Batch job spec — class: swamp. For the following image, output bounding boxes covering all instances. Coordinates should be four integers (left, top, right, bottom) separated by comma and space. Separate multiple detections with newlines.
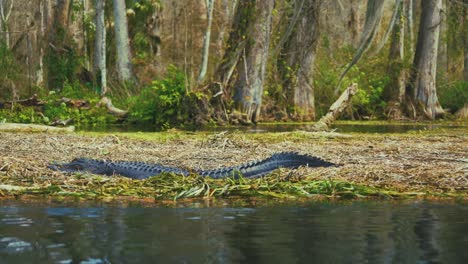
0, 0, 467, 262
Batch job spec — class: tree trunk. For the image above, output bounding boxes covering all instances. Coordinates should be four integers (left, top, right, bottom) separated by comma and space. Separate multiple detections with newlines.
464, 0, 468, 82
349, 0, 361, 48
36, 0, 46, 85
197, 0, 214, 83
56, 0, 71, 29
94, 0, 107, 95
46, 0, 73, 90
279, 0, 321, 121
437, 0, 448, 75
82, 0, 90, 70
0, 0, 13, 48
407, 0, 415, 58
406, 0, 445, 119
210, 0, 274, 124
216, 0, 238, 58
113, 0, 134, 82
383, 1, 406, 120
232, 0, 275, 123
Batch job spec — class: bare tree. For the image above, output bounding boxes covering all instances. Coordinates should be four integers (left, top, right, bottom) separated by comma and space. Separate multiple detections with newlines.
464, 0, 468, 81
46, 0, 73, 90
383, 0, 407, 119
94, 0, 106, 95
279, 0, 321, 121
197, 0, 214, 83
372, 0, 403, 56
216, 0, 238, 58
349, 0, 362, 47
55, 0, 71, 29
232, 0, 275, 123
113, 0, 134, 82
406, 0, 445, 119
211, 0, 275, 123
35, 0, 46, 85
407, 0, 415, 58
438, 0, 448, 74
0, 0, 14, 47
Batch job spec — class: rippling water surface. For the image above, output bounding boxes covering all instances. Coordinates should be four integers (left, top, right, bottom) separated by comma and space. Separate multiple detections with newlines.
0, 200, 466, 263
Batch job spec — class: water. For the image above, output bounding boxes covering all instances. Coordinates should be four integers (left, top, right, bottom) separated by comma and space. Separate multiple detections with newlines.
79, 122, 465, 134
0, 201, 466, 264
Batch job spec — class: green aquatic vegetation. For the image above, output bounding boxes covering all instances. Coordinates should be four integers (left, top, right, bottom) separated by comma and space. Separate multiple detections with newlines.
4, 172, 442, 201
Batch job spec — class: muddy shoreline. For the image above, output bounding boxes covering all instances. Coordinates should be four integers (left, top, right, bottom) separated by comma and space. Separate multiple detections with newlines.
0, 129, 467, 201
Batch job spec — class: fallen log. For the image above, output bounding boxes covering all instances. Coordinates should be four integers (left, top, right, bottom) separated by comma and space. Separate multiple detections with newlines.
0, 94, 45, 109
97, 96, 128, 117
60, 97, 90, 109
309, 83, 358, 131
50, 118, 74, 126
0, 123, 75, 133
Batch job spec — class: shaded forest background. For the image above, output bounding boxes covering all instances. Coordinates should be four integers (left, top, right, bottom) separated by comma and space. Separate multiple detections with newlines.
0, 0, 467, 129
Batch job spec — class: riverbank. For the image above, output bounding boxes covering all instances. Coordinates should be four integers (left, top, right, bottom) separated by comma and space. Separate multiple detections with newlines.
0, 127, 467, 202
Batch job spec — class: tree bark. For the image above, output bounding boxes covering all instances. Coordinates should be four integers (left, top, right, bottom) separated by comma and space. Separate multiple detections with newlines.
383, 1, 407, 119
210, 0, 274, 124
464, 0, 468, 82
0, 0, 14, 48
232, 0, 275, 123
349, 0, 362, 48
279, 0, 321, 121
197, 0, 214, 83
56, 0, 71, 29
113, 0, 134, 82
216, 0, 238, 58
94, 0, 107, 95
46, 0, 73, 90
407, 0, 415, 58
437, 0, 448, 75
406, 0, 445, 119
35, 0, 46, 85
309, 83, 358, 131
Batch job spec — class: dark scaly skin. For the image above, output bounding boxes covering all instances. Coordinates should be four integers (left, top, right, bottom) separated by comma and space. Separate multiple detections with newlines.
49, 152, 336, 180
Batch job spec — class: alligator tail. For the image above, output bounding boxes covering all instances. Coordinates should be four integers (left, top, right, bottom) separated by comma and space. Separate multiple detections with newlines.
197, 152, 336, 178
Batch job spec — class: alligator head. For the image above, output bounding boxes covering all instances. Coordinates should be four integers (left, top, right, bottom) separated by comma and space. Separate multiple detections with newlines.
48, 158, 113, 176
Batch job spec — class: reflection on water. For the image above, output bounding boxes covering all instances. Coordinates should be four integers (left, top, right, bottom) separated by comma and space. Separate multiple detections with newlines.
0, 201, 466, 264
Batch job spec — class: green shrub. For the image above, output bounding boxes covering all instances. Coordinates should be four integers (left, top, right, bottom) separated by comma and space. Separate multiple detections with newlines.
439, 81, 468, 113
128, 65, 187, 129
0, 105, 45, 124
44, 26, 81, 90
0, 82, 115, 126
313, 43, 391, 119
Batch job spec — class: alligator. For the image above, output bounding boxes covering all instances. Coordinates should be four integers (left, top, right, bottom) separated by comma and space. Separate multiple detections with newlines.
49, 152, 336, 180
